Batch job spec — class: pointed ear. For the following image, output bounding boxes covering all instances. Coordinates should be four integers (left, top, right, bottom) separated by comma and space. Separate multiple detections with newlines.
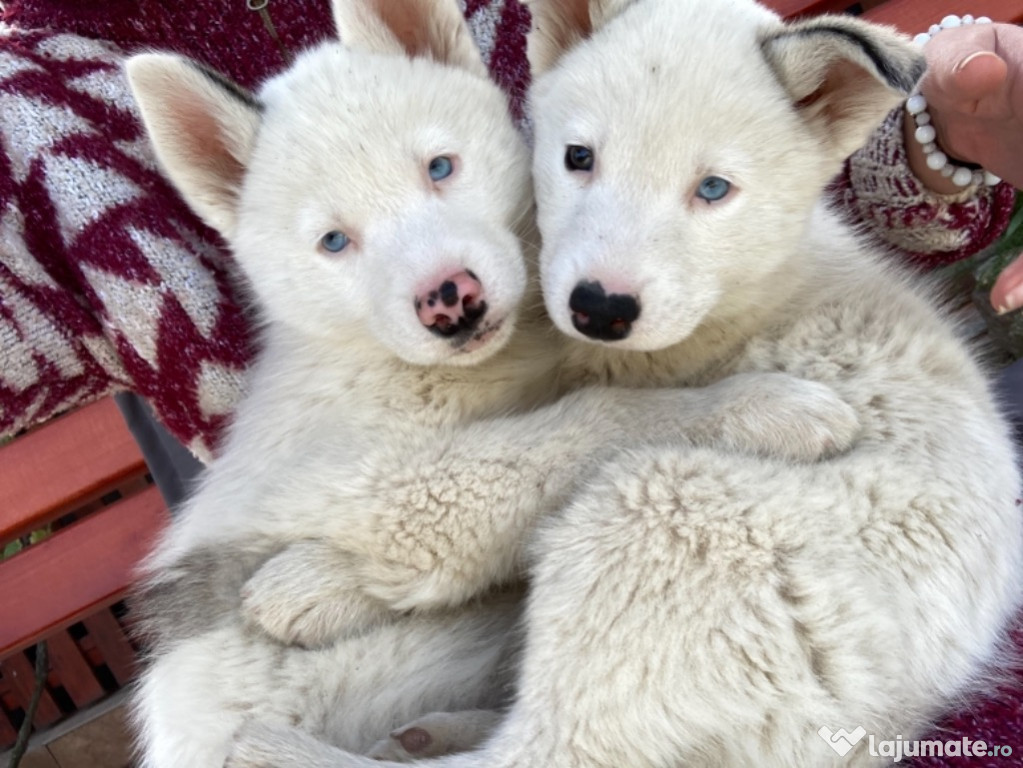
330, 0, 487, 77
761, 16, 925, 161
125, 53, 261, 239
523, 0, 635, 75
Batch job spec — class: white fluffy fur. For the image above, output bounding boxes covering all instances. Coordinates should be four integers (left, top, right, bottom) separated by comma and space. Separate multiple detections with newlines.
125, 1, 869, 767
222, 1, 1023, 767
126, 22, 540, 764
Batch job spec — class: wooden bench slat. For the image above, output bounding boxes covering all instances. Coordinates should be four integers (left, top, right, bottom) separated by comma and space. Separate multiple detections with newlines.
0, 652, 62, 728
0, 704, 18, 749
82, 612, 138, 687
0, 398, 148, 545
762, 0, 1023, 26
45, 633, 105, 709
862, 0, 1023, 30
0, 485, 166, 659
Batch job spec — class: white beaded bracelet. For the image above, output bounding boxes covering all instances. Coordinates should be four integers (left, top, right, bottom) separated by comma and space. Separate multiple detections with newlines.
908, 14, 1001, 187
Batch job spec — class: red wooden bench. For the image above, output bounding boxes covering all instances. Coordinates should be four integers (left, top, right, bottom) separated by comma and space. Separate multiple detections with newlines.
1, 0, 1021, 754
0, 398, 168, 750
777, 0, 1023, 29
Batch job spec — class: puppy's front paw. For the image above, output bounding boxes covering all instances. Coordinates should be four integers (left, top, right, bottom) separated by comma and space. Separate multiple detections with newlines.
722, 374, 861, 462
755, 376, 861, 461
241, 542, 393, 648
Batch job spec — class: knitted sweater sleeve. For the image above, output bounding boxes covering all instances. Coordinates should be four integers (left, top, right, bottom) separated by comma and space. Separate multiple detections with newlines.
831, 107, 1017, 269
0, 29, 251, 461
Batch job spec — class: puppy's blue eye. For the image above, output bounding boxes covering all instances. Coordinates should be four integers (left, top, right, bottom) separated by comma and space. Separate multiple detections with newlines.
428, 156, 454, 181
565, 145, 594, 172
696, 176, 731, 202
320, 230, 350, 253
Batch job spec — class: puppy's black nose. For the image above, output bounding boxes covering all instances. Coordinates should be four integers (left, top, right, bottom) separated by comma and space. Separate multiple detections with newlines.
569, 281, 640, 341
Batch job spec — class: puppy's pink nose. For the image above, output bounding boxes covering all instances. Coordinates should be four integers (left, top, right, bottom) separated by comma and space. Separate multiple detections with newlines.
415, 270, 487, 337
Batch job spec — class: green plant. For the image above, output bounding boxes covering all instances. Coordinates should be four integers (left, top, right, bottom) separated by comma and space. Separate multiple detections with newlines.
1, 527, 51, 561
975, 195, 1023, 291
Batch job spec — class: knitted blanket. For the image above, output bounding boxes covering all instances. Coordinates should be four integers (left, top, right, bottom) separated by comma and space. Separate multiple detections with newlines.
0, 1, 1019, 763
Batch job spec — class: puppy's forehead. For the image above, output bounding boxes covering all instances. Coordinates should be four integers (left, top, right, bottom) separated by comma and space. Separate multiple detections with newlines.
536, 0, 786, 133
246, 43, 514, 221
259, 44, 494, 151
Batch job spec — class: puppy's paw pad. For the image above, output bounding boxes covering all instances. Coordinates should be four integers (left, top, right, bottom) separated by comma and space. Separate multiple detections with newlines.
368, 726, 435, 761
367, 709, 501, 760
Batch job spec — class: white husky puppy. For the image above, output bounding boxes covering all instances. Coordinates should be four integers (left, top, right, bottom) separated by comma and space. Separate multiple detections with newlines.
126, 1, 861, 766
224, 1, 1023, 767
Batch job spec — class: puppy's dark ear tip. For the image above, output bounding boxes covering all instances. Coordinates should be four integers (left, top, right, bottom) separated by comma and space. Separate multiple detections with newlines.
905, 56, 928, 92
187, 60, 265, 113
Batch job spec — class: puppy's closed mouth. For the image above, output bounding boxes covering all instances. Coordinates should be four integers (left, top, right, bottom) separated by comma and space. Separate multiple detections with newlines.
451, 318, 505, 353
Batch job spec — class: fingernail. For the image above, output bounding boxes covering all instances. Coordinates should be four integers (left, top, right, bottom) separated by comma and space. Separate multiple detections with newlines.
998, 285, 1023, 315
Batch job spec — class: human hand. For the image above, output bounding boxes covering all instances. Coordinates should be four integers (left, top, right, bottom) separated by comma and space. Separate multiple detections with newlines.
903, 20, 1023, 314
905, 21, 1023, 193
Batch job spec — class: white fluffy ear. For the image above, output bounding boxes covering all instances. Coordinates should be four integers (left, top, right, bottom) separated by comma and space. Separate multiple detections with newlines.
330, 0, 487, 77
125, 53, 261, 239
523, 0, 635, 75
761, 16, 925, 161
